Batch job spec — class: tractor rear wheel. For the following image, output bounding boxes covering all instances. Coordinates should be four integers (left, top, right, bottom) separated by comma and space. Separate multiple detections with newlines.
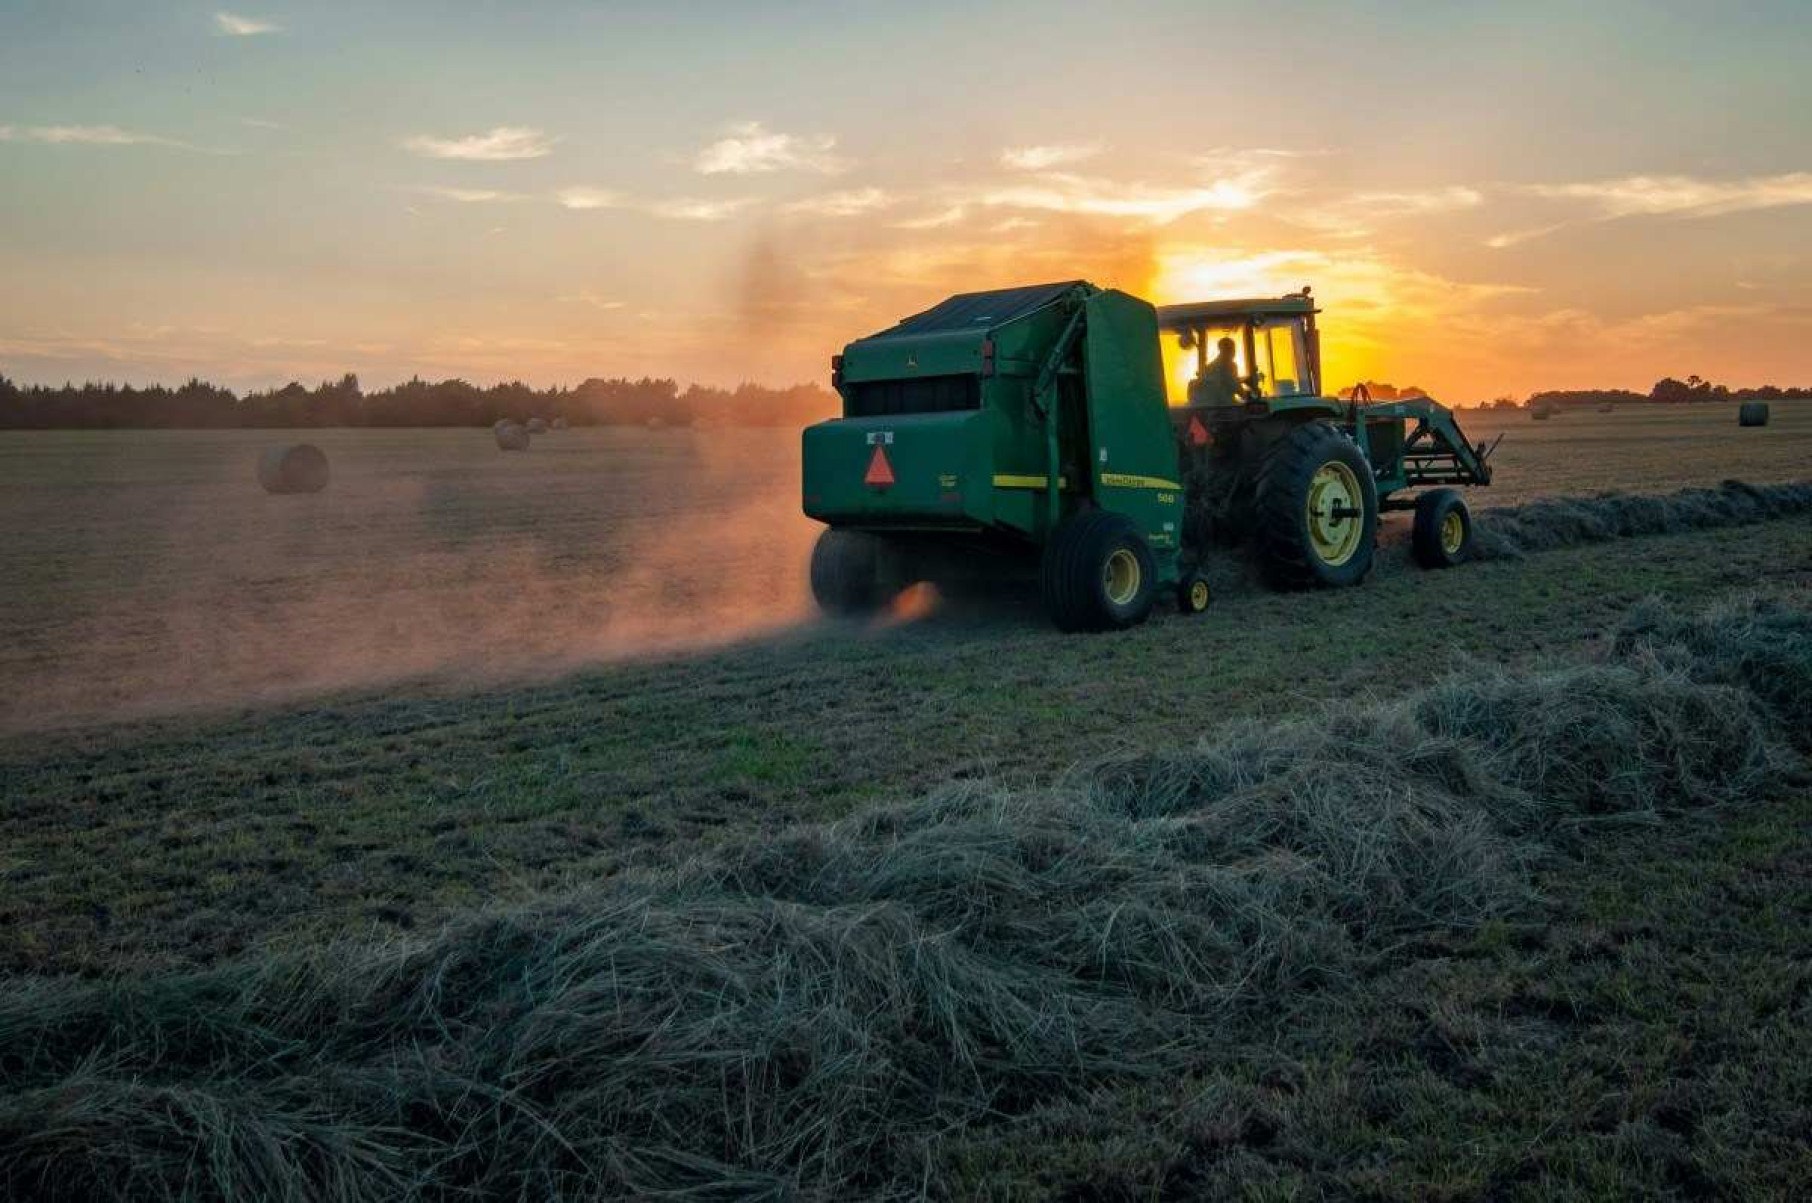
1040, 511, 1157, 632
810, 528, 893, 616
1411, 488, 1473, 568
1253, 421, 1378, 590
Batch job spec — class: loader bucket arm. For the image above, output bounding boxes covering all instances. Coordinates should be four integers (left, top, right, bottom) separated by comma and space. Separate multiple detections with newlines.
1360, 398, 1494, 487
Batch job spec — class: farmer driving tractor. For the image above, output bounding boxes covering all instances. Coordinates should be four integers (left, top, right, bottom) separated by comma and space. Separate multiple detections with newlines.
1189, 336, 1245, 408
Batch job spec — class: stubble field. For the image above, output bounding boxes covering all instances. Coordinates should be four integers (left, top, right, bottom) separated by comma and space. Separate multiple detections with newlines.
1, 402, 1809, 1199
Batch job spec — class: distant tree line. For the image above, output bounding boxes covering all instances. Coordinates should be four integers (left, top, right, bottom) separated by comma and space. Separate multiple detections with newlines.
1491, 376, 1810, 412
1337, 381, 1429, 402
0, 371, 838, 430
3, 367, 1803, 429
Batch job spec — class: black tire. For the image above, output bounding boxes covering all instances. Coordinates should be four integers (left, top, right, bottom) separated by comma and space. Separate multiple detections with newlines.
810, 528, 891, 616
1252, 421, 1378, 590
1176, 572, 1212, 615
1411, 488, 1473, 569
1040, 511, 1158, 633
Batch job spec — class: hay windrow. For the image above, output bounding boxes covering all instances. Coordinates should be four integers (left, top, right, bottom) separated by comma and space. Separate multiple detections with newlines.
1, 597, 1806, 1200
1470, 478, 1812, 559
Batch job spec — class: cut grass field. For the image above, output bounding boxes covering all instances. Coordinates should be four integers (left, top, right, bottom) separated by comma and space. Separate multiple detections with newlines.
1, 404, 1810, 1198
1, 403, 1807, 732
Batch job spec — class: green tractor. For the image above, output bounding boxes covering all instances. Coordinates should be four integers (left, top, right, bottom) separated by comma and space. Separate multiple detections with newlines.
802, 280, 1493, 631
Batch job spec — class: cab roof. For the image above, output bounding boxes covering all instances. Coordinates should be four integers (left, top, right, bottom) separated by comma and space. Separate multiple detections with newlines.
1156, 293, 1317, 328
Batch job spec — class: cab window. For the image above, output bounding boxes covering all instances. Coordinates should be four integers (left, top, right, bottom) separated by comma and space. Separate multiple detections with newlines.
1254, 319, 1310, 396
1161, 323, 1247, 407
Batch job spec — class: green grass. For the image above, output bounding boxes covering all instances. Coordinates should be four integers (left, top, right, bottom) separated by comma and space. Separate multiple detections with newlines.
1, 412, 1810, 1197
2, 513, 1808, 974
2, 592, 1808, 1199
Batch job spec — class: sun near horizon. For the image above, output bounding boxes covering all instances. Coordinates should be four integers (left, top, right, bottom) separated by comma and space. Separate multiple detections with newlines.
2, 2, 1809, 402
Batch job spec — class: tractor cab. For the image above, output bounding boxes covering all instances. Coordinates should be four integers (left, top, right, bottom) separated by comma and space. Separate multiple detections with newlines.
1155, 290, 1321, 408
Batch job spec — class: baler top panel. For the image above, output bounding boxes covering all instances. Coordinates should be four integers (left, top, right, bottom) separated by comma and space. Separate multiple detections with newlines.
867, 280, 1087, 340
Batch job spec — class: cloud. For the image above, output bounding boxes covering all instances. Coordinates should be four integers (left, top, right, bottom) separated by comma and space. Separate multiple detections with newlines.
1294, 186, 1485, 238
999, 143, 1102, 171
555, 187, 622, 211
892, 205, 967, 230
556, 188, 751, 221
556, 291, 627, 311
646, 197, 755, 222
1484, 222, 1569, 250
1484, 172, 1812, 249
0, 124, 201, 151
692, 121, 846, 175
1526, 172, 1812, 219
239, 117, 284, 130
214, 12, 281, 36
783, 187, 892, 217
970, 168, 1275, 224
422, 186, 528, 203
1345, 187, 1484, 215
403, 126, 554, 161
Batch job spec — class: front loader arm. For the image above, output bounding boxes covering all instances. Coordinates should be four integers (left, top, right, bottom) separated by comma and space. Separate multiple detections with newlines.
1365, 398, 1495, 487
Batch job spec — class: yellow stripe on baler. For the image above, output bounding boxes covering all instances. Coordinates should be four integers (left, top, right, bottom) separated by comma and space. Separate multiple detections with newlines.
993, 473, 1178, 491
1099, 472, 1182, 491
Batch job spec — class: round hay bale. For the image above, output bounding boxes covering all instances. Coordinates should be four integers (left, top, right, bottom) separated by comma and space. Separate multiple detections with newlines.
493, 418, 515, 433
550, 416, 569, 431
525, 417, 549, 434
1530, 407, 1552, 421
257, 444, 330, 494
1738, 401, 1770, 427
495, 423, 531, 451
1597, 404, 1615, 413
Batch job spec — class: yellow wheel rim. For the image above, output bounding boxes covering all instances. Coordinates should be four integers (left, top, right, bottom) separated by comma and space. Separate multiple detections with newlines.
1104, 548, 1141, 606
1189, 579, 1210, 610
1440, 509, 1465, 555
1306, 460, 1365, 566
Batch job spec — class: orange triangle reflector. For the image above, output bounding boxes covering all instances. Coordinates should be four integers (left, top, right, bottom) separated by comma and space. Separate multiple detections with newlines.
864, 445, 896, 487
1186, 415, 1210, 447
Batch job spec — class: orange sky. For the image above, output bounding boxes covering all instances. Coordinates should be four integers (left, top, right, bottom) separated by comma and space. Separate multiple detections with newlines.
2, 3, 1809, 401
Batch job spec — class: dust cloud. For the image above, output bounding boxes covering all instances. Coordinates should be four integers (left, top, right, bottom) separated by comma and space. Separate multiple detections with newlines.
0, 428, 821, 734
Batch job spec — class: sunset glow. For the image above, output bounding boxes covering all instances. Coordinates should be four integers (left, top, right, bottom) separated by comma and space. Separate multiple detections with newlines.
2, 2, 1808, 401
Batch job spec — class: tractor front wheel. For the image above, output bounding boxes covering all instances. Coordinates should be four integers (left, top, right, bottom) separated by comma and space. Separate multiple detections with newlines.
1411, 488, 1473, 568
1041, 511, 1158, 633
1253, 421, 1379, 590
810, 528, 894, 616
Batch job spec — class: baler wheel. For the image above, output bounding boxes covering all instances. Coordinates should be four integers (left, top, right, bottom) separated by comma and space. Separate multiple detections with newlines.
1411, 488, 1473, 568
1177, 573, 1212, 615
1253, 421, 1378, 590
1041, 511, 1157, 633
810, 528, 892, 616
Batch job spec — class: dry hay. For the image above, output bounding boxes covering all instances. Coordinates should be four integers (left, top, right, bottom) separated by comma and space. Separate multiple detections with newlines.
0, 596, 1803, 1200
255, 444, 330, 494
550, 417, 569, 431
1470, 478, 1812, 560
525, 417, 549, 434
1738, 401, 1770, 427
494, 422, 530, 452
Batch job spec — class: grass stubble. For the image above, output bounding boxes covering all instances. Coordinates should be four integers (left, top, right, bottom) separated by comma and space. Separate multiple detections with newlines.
1, 592, 1807, 1199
